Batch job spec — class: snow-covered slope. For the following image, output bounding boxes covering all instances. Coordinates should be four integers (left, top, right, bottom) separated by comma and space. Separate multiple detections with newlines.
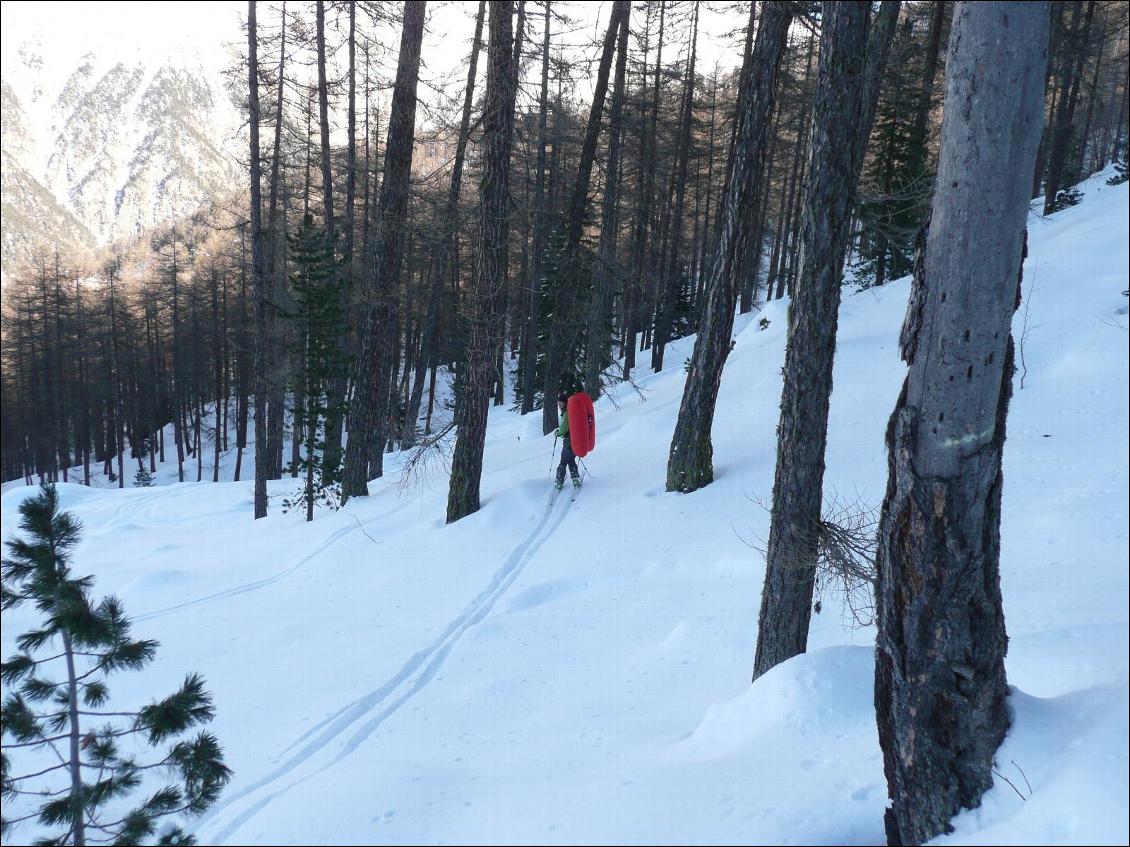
2, 173, 1127, 845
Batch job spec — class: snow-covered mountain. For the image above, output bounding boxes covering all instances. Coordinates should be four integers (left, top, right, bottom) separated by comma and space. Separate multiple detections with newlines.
1, 27, 241, 272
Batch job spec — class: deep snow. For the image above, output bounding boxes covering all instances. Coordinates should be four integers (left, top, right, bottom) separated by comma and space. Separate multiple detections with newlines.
2, 172, 1127, 845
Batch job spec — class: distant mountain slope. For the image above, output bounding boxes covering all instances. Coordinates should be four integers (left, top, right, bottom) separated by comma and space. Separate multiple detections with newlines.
1, 148, 95, 269
1, 33, 240, 273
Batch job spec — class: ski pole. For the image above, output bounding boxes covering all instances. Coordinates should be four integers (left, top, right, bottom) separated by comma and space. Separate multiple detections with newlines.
549, 435, 558, 476
578, 456, 593, 480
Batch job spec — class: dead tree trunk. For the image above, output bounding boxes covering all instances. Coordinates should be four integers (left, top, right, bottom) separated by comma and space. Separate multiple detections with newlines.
875, 4, 1049, 843
665, 1, 791, 493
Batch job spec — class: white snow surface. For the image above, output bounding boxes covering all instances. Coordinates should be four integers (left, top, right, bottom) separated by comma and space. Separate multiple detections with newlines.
3, 173, 1128, 845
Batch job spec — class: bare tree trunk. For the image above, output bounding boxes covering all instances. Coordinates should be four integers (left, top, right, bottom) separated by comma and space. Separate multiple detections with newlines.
753, 0, 899, 681
342, 0, 426, 499
405, 0, 486, 442
875, 5, 1049, 843
584, 2, 630, 398
1043, 1, 1094, 214
624, 1, 665, 379
519, 0, 552, 414
249, 0, 269, 518
345, 0, 357, 261
447, 0, 519, 523
540, 0, 630, 435
665, 2, 791, 493
651, 3, 698, 374
212, 269, 223, 482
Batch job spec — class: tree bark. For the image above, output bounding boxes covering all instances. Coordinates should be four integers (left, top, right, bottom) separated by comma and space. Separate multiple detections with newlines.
584, 2, 631, 398
753, 0, 898, 681
875, 4, 1049, 843
665, 1, 791, 493
342, 0, 426, 499
519, 0, 552, 414
447, 0, 518, 523
249, 0, 269, 518
540, 0, 631, 435
1043, 0, 1093, 214
624, 2, 664, 379
651, 3, 698, 374
405, 0, 486, 444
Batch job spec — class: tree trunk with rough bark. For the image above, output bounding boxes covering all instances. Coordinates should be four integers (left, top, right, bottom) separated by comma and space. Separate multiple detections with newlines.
249, 0, 269, 518
342, 0, 426, 499
753, 0, 898, 681
540, 0, 630, 435
584, 2, 630, 399
650, 3, 697, 374
875, 4, 1049, 844
447, 0, 518, 523
519, 0, 552, 414
665, 1, 791, 493
405, 0, 486, 443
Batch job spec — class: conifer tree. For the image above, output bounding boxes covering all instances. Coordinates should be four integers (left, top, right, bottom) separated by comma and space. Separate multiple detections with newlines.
283, 215, 350, 521
1, 484, 230, 845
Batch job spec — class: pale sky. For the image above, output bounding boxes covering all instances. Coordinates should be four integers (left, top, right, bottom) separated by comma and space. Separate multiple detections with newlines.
1, 0, 747, 95
2, 0, 748, 151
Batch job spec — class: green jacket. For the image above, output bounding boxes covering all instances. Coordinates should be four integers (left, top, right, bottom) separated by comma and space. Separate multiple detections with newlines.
557, 412, 569, 439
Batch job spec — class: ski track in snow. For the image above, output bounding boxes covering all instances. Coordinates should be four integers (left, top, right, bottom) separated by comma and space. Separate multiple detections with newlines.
197, 486, 576, 844
133, 494, 418, 623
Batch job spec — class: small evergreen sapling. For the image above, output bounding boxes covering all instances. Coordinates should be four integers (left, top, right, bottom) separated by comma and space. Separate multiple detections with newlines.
281, 214, 350, 521
0, 484, 231, 845
1107, 150, 1128, 186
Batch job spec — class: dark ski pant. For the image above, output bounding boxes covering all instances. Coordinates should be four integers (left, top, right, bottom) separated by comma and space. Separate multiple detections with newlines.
556, 440, 580, 486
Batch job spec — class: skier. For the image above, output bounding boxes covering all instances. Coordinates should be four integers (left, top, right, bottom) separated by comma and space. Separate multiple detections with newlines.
555, 390, 582, 491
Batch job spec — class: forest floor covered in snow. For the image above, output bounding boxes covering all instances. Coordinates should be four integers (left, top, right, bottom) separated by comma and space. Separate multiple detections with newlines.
3, 173, 1128, 845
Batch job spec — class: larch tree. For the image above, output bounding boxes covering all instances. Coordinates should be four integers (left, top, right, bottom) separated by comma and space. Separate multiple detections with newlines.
665, 1, 792, 494
518, 0, 553, 414
583, 1, 631, 399
539, 0, 630, 436
342, 0, 427, 500
447, 0, 519, 523
752, 0, 898, 682
404, 0, 487, 446
248, 0, 269, 519
873, 3, 1049, 843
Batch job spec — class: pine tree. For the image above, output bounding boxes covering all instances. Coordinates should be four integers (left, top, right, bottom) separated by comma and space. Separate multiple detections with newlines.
1, 484, 230, 845
853, 5, 946, 289
282, 215, 349, 521
133, 465, 155, 488
854, 17, 927, 288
